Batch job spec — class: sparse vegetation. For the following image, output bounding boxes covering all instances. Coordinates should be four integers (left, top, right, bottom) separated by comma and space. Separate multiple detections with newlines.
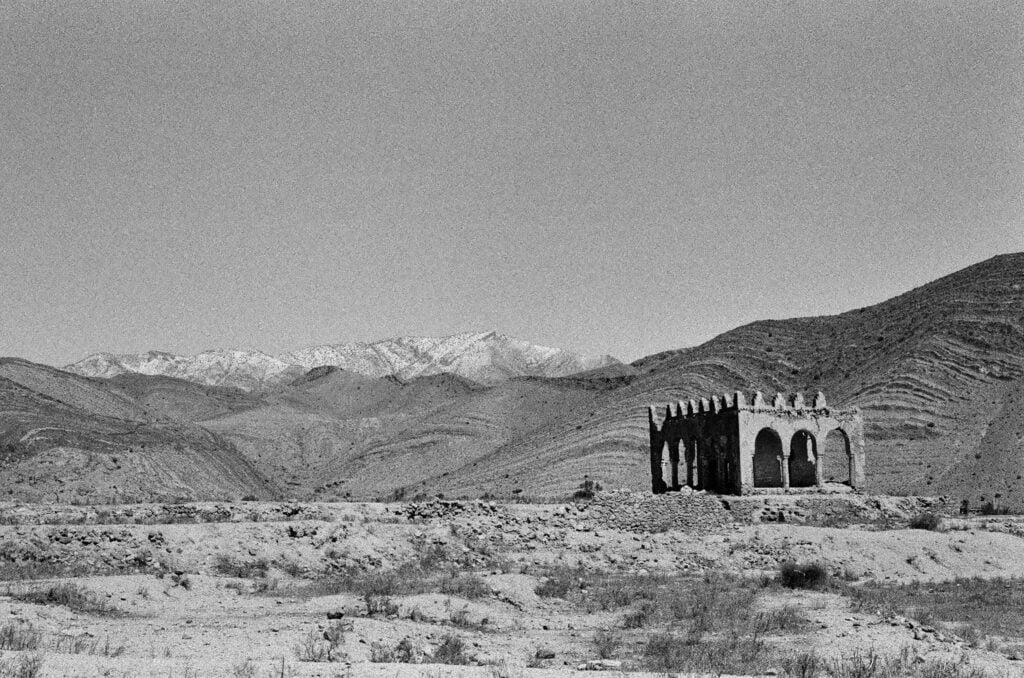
0, 652, 44, 678
843, 576, 1024, 644
6, 582, 123, 616
534, 565, 580, 598
0, 622, 42, 651
440, 572, 490, 599
592, 629, 620, 658
432, 634, 472, 664
294, 621, 347, 662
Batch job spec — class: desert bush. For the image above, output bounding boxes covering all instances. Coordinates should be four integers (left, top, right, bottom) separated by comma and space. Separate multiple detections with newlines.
909, 512, 943, 531
294, 621, 346, 662
0, 652, 44, 678
685, 573, 759, 640
781, 651, 824, 678
487, 658, 523, 678
534, 566, 578, 598
0, 622, 42, 651
279, 560, 304, 578
370, 637, 423, 664
572, 477, 602, 501
582, 572, 663, 612
369, 641, 396, 663
213, 554, 270, 578
51, 633, 123, 656
623, 600, 657, 629
592, 629, 620, 659
8, 583, 122, 616
432, 634, 471, 665
440, 572, 490, 599
448, 605, 474, 627
230, 658, 257, 678
363, 594, 399, 617
778, 561, 830, 590
756, 604, 808, 633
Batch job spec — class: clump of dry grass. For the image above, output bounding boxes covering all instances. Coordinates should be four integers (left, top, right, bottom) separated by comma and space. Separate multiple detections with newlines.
7, 582, 122, 616
0, 652, 44, 678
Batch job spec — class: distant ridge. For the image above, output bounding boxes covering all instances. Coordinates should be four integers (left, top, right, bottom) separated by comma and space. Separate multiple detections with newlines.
65, 331, 622, 390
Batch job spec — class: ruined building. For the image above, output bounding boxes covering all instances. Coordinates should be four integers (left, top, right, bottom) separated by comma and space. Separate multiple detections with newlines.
647, 391, 865, 495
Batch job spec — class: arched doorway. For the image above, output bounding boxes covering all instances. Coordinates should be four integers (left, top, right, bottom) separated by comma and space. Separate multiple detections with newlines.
698, 437, 719, 491
822, 428, 852, 485
753, 428, 783, 487
789, 430, 818, 487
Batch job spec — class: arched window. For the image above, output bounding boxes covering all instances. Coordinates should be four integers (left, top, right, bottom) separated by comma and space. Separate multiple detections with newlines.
753, 428, 783, 487
822, 428, 852, 485
789, 430, 818, 487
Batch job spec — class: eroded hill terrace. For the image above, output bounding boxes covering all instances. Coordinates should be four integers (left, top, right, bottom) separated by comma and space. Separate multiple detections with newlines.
1, 493, 1024, 676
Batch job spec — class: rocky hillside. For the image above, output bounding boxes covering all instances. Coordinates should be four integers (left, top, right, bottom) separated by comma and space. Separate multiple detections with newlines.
65, 332, 620, 389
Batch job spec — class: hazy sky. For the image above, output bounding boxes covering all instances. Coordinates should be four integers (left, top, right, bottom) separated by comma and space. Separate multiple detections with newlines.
2, 0, 1022, 366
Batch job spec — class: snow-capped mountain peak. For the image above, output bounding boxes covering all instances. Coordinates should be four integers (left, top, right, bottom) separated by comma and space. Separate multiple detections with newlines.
65, 332, 620, 389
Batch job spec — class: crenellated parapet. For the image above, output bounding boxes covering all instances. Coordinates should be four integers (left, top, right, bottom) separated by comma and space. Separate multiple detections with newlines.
649, 390, 839, 428
646, 390, 865, 496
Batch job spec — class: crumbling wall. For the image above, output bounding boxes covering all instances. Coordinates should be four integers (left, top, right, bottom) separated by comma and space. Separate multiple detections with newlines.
580, 489, 954, 533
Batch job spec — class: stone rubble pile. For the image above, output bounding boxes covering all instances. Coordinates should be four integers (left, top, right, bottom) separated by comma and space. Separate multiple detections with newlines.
581, 489, 733, 533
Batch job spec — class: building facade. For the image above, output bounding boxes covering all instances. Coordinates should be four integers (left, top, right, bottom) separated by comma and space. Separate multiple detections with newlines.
647, 391, 865, 495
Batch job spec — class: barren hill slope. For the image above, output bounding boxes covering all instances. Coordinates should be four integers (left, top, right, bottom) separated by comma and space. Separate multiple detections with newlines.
0, 359, 276, 503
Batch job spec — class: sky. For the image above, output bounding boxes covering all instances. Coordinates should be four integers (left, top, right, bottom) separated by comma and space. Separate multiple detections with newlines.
1, 0, 1022, 366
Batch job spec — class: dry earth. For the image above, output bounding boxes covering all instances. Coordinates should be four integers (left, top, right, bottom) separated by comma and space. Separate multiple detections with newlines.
1, 494, 1024, 677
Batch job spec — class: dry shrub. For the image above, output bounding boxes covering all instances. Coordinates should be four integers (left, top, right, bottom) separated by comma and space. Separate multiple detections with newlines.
294, 621, 346, 662
909, 512, 944, 531
534, 568, 577, 599
592, 629, 620, 659
0, 652, 44, 678
778, 561, 830, 590
0, 622, 41, 651
8, 583, 122, 616
440, 572, 490, 599
432, 634, 471, 665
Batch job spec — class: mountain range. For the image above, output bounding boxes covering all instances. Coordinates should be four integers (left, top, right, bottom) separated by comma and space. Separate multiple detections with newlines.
64, 331, 620, 389
2, 253, 1022, 507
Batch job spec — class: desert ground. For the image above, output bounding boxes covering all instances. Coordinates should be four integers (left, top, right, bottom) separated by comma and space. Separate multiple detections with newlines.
2, 493, 1024, 677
